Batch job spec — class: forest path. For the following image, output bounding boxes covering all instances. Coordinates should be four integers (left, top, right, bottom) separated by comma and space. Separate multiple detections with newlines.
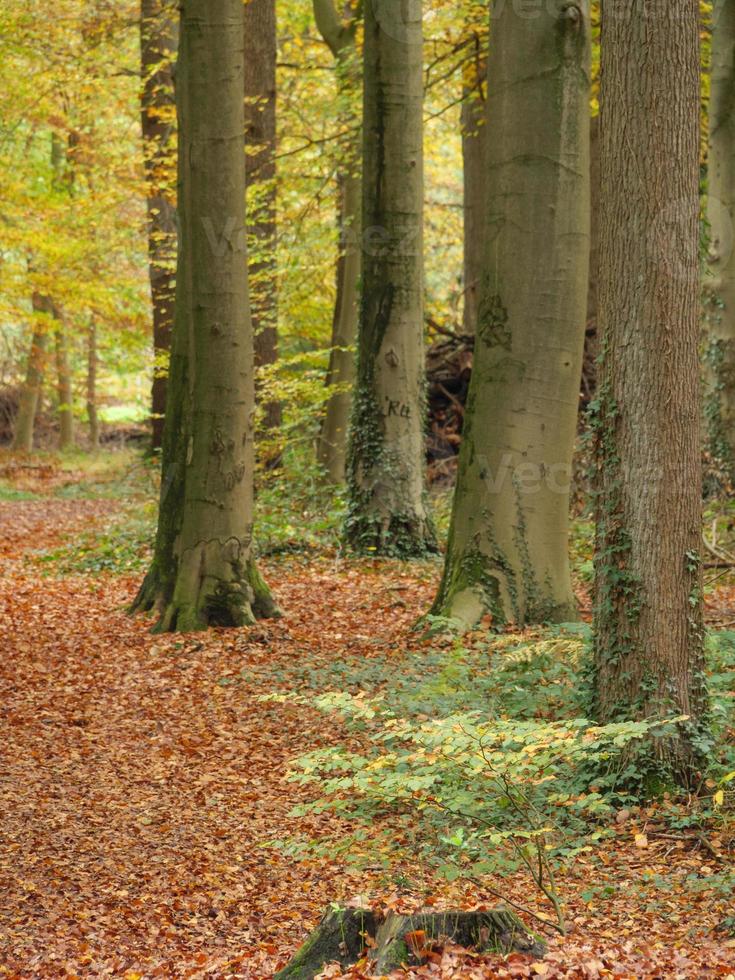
0, 492, 436, 976
1, 490, 734, 976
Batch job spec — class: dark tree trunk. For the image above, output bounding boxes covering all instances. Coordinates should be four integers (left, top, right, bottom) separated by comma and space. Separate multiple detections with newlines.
592, 0, 708, 785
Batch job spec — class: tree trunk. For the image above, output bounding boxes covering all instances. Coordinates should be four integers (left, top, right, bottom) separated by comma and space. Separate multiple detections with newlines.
592, 0, 707, 784
431, 0, 591, 628
461, 24, 487, 337
55, 318, 74, 450
705, 0, 735, 478
140, 0, 177, 452
86, 320, 99, 450
245, 0, 281, 439
344, 0, 435, 556
314, 0, 361, 484
132, 0, 277, 633
12, 293, 51, 453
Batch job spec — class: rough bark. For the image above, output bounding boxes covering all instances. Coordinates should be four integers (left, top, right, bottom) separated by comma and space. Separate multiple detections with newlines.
461, 25, 488, 336
314, 0, 362, 485
275, 906, 543, 978
12, 293, 51, 453
140, 0, 177, 451
244, 0, 281, 438
274, 907, 377, 979
344, 0, 435, 556
55, 320, 74, 450
592, 0, 708, 784
86, 320, 99, 450
705, 0, 735, 478
431, 0, 591, 628
132, 0, 277, 633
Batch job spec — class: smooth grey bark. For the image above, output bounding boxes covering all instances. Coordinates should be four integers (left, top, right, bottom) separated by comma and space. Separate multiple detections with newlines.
244, 0, 281, 438
705, 0, 735, 476
593, 0, 707, 784
461, 22, 488, 336
132, 0, 277, 633
344, 0, 435, 556
140, 0, 177, 451
432, 0, 591, 628
12, 293, 51, 453
314, 0, 362, 485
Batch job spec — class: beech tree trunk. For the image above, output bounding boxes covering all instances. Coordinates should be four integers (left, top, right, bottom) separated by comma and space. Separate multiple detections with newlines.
705, 0, 735, 476
314, 0, 361, 485
344, 0, 435, 556
592, 0, 707, 784
55, 320, 74, 450
86, 320, 99, 450
12, 293, 51, 453
245, 0, 281, 438
140, 0, 177, 452
431, 0, 590, 628
132, 0, 277, 633
461, 21, 487, 337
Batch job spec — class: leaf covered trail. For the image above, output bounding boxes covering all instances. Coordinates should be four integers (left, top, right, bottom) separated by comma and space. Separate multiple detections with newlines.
1, 494, 735, 977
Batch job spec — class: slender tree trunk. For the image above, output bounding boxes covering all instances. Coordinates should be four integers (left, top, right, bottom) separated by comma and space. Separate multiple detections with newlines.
244, 0, 281, 438
140, 0, 177, 452
431, 0, 591, 628
12, 293, 50, 453
314, 0, 361, 484
55, 318, 74, 450
344, 0, 435, 556
461, 26, 487, 337
705, 0, 735, 477
593, 0, 707, 784
86, 320, 99, 450
132, 0, 277, 633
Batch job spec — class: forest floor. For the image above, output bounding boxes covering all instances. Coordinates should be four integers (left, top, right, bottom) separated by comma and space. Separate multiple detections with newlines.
2, 451, 735, 978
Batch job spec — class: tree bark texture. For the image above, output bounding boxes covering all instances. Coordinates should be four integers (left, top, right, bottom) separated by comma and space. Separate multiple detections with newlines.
432, 0, 591, 628
592, 0, 708, 784
345, 0, 435, 556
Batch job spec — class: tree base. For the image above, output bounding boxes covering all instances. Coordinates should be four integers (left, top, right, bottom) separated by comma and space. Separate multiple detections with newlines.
344, 513, 438, 559
130, 547, 279, 635
275, 905, 545, 978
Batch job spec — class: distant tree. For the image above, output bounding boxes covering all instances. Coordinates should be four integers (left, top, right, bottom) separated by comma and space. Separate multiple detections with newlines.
132, 0, 277, 632
460, 8, 487, 337
314, 0, 362, 485
345, 0, 435, 556
431, 0, 591, 628
12, 292, 51, 453
244, 0, 281, 438
140, 0, 177, 451
705, 0, 735, 479
593, 0, 708, 783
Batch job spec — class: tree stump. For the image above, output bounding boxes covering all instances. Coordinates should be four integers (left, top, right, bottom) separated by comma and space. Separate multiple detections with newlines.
274, 906, 377, 979
275, 905, 544, 978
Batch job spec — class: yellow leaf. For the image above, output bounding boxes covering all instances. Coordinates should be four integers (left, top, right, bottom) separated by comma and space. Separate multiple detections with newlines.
634, 833, 648, 849
714, 789, 725, 806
